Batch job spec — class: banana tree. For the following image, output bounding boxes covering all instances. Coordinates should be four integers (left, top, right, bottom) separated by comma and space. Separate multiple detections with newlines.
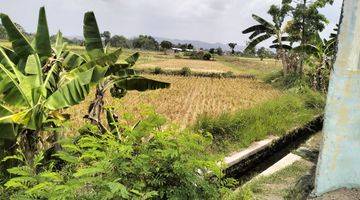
0, 7, 170, 163
0, 8, 95, 162
243, 1, 292, 74
81, 12, 170, 131
296, 33, 336, 92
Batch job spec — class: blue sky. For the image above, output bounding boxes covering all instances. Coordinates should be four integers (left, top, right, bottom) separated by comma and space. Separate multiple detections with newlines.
0, 0, 342, 45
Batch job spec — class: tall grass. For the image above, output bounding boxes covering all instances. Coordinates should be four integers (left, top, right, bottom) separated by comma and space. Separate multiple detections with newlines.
194, 88, 325, 154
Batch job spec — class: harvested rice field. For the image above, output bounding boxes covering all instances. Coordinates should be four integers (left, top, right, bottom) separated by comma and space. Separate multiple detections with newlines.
67, 75, 281, 133
136, 59, 234, 73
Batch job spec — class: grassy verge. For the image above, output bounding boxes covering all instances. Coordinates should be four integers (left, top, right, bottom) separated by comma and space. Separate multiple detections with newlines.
225, 160, 313, 200
215, 55, 282, 78
194, 88, 325, 155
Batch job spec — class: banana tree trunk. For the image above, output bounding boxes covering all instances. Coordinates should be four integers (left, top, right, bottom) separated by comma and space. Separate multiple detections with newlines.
87, 85, 105, 130
314, 0, 360, 196
19, 129, 39, 165
277, 48, 288, 75
87, 80, 114, 133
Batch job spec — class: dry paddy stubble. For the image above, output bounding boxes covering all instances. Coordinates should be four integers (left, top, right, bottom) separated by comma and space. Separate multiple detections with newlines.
136, 59, 233, 73
68, 75, 281, 132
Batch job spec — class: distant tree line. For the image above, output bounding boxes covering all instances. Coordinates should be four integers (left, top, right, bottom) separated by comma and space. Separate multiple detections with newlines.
0, 23, 274, 61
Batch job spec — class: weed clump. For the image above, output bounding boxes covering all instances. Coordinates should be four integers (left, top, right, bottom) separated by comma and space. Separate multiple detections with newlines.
194, 88, 325, 153
154, 67, 164, 74
180, 67, 192, 76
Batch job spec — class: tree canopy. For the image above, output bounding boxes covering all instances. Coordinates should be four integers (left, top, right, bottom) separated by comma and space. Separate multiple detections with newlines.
132, 35, 159, 50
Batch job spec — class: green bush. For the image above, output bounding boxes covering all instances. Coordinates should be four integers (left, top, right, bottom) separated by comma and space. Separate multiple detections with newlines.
190, 51, 205, 60
154, 67, 164, 74
180, 67, 192, 76
174, 54, 182, 59
189, 51, 212, 61
194, 89, 325, 154
2, 111, 228, 199
264, 71, 311, 91
203, 52, 212, 60
222, 71, 235, 78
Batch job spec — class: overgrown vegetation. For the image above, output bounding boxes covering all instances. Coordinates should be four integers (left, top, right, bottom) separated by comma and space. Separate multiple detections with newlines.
1, 110, 229, 199
0, 0, 341, 198
0, 6, 252, 199
195, 88, 325, 154
243, 0, 336, 92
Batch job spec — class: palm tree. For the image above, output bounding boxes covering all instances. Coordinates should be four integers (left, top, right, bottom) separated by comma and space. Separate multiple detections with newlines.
243, 2, 292, 74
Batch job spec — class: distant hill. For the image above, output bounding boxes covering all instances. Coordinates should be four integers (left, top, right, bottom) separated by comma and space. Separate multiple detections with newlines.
154, 37, 245, 51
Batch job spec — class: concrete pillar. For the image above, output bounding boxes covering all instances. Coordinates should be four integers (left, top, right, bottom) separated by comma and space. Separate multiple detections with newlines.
314, 0, 360, 196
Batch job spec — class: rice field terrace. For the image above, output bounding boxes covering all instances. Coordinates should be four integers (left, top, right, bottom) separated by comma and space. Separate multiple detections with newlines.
67, 74, 281, 133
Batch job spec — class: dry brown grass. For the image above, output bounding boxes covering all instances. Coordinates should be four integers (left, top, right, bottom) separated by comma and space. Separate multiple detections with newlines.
136, 59, 233, 73
67, 75, 281, 132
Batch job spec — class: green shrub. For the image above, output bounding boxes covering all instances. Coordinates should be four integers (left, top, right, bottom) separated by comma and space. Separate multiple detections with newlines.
180, 67, 192, 76
188, 51, 212, 61
190, 51, 205, 60
154, 67, 164, 74
222, 71, 235, 78
2, 111, 228, 199
264, 71, 311, 91
203, 52, 212, 60
194, 89, 325, 154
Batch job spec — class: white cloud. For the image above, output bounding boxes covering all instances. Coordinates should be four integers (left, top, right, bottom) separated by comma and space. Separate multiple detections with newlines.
0, 0, 342, 45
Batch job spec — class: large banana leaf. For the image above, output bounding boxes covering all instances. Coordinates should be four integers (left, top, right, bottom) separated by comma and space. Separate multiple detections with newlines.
0, 47, 17, 71
87, 48, 122, 67
0, 104, 17, 140
44, 67, 95, 110
249, 29, 267, 40
0, 46, 20, 65
0, 13, 34, 59
245, 34, 271, 51
0, 56, 32, 107
34, 7, 52, 62
63, 51, 86, 70
252, 14, 274, 30
125, 52, 139, 67
83, 11, 104, 59
53, 31, 68, 58
242, 25, 267, 34
269, 44, 292, 50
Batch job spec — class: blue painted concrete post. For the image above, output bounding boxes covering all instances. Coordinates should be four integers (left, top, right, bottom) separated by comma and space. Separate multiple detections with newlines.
314, 0, 360, 196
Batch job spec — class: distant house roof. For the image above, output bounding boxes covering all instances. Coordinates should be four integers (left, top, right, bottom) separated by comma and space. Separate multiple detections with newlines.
172, 48, 182, 51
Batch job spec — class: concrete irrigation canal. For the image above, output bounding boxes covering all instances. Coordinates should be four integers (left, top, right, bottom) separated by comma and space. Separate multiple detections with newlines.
223, 115, 323, 182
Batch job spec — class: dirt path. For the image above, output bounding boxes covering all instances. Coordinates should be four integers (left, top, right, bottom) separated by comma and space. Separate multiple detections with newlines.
310, 189, 360, 200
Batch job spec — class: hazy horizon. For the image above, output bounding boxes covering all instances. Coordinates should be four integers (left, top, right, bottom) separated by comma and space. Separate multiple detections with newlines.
0, 0, 342, 46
